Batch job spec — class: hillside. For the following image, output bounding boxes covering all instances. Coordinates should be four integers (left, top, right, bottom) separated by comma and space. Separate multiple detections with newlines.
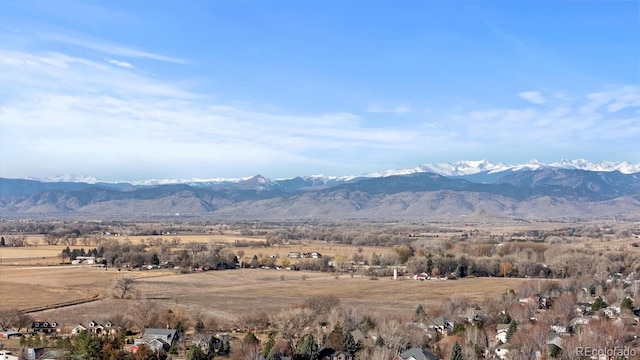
1, 169, 640, 220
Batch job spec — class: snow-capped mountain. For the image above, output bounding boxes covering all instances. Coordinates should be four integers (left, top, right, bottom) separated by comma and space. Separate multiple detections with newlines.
4, 159, 640, 219
23, 159, 640, 186
34, 173, 103, 184
360, 159, 640, 178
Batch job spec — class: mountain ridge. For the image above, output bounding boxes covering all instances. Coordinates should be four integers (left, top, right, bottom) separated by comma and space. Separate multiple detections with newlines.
2, 167, 640, 220
23, 159, 640, 186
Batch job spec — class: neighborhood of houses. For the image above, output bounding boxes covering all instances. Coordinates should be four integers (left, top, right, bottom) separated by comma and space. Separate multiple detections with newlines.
0, 323, 441, 360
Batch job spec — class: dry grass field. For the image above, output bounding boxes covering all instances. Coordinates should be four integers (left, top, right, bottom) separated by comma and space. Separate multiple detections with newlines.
1, 264, 532, 328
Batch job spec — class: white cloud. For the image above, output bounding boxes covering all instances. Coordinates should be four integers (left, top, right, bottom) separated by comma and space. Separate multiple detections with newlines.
106, 58, 134, 68
0, 49, 440, 179
44, 33, 187, 64
366, 104, 411, 114
2, 42, 639, 180
517, 91, 547, 104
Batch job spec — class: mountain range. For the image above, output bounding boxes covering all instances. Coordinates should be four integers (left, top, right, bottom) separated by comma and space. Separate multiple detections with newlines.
2, 159, 640, 220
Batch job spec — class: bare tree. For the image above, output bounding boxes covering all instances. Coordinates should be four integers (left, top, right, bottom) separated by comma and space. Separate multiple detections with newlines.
128, 300, 159, 331
114, 276, 137, 299
303, 295, 341, 317
269, 308, 315, 346
0, 309, 18, 330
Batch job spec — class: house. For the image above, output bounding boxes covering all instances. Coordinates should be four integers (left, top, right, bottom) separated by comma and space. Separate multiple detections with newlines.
87, 320, 109, 335
350, 329, 367, 344
30, 322, 60, 334
413, 273, 429, 281
0, 331, 21, 339
24, 348, 45, 360
0, 350, 19, 360
547, 336, 565, 355
550, 324, 568, 334
604, 306, 621, 318
319, 349, 353, 360
39, 350, 68, 360
71, 324, 87, 335
426, 317, 454, 334
134, 328, 178, 352
71, 321, 114, 336
191, 333, 215, 353
495, 344, 510, 360
395, 347, 438, 360
496, 324, 509, 343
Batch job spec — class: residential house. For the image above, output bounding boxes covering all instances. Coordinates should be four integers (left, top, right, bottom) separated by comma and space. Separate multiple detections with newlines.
495, 324, 509, 343
413, 273, 429, 281
0, 331, 21, 339
134, 328, 178, 352
495, 344, 510, 360
0, 350, 19, 360
350, 329, 367, 344
604, 306, 621, 318
30, 322, 60, 334
550, 324, 568, 334
395, 347, 438, 360
547, 336, 565, 356
318, 349, 353, 360
426, 317, 454, 334
191, 333, 215, 353
71, 324, 87, 335
39, 350, 68, 360
71, 321, 114, 336
24, 348, 45, 360
569, 316, 590, 327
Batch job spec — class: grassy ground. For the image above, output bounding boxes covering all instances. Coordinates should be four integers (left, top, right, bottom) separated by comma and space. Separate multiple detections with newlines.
1, 265, 530, 327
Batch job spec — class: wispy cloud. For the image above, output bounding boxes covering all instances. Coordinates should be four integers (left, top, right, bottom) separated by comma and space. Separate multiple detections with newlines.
1, 44, 639, 180
0, 49, 433, 179
366, 104, 411, 114
44, 33, 187, 64
106, 58, 134, 68
453, 88, 640, 147
518, 91, 547, 104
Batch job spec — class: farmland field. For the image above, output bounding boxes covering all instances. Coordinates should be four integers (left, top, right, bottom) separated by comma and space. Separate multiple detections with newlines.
1, 264, 532, 327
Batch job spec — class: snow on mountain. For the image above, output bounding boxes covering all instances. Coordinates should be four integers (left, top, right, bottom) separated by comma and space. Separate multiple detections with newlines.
39, 174, 102, 184
129, 177, 251, 186
549, 159, 640, 173
27, 159, 640, 186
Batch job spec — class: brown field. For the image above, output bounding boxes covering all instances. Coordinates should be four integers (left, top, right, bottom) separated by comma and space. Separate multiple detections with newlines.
1, 265, 532, 328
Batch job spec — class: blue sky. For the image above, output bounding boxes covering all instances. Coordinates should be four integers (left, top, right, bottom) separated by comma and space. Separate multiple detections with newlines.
0, 0, 639, 181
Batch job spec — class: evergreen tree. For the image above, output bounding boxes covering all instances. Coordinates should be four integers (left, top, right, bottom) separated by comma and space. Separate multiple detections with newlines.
450, 342, 464, 360
195, 319, 205, 333
591, 296, 607, 311
250, 255, 260, 268
262, 337, 276, 358
296, 334, 318, 360
188, 345, 210, 360
74, 331, 103, 360
342, 330, 360, 354
415, 304, 426, 321
243, 332, 259, 347
506, 320, 517, 342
